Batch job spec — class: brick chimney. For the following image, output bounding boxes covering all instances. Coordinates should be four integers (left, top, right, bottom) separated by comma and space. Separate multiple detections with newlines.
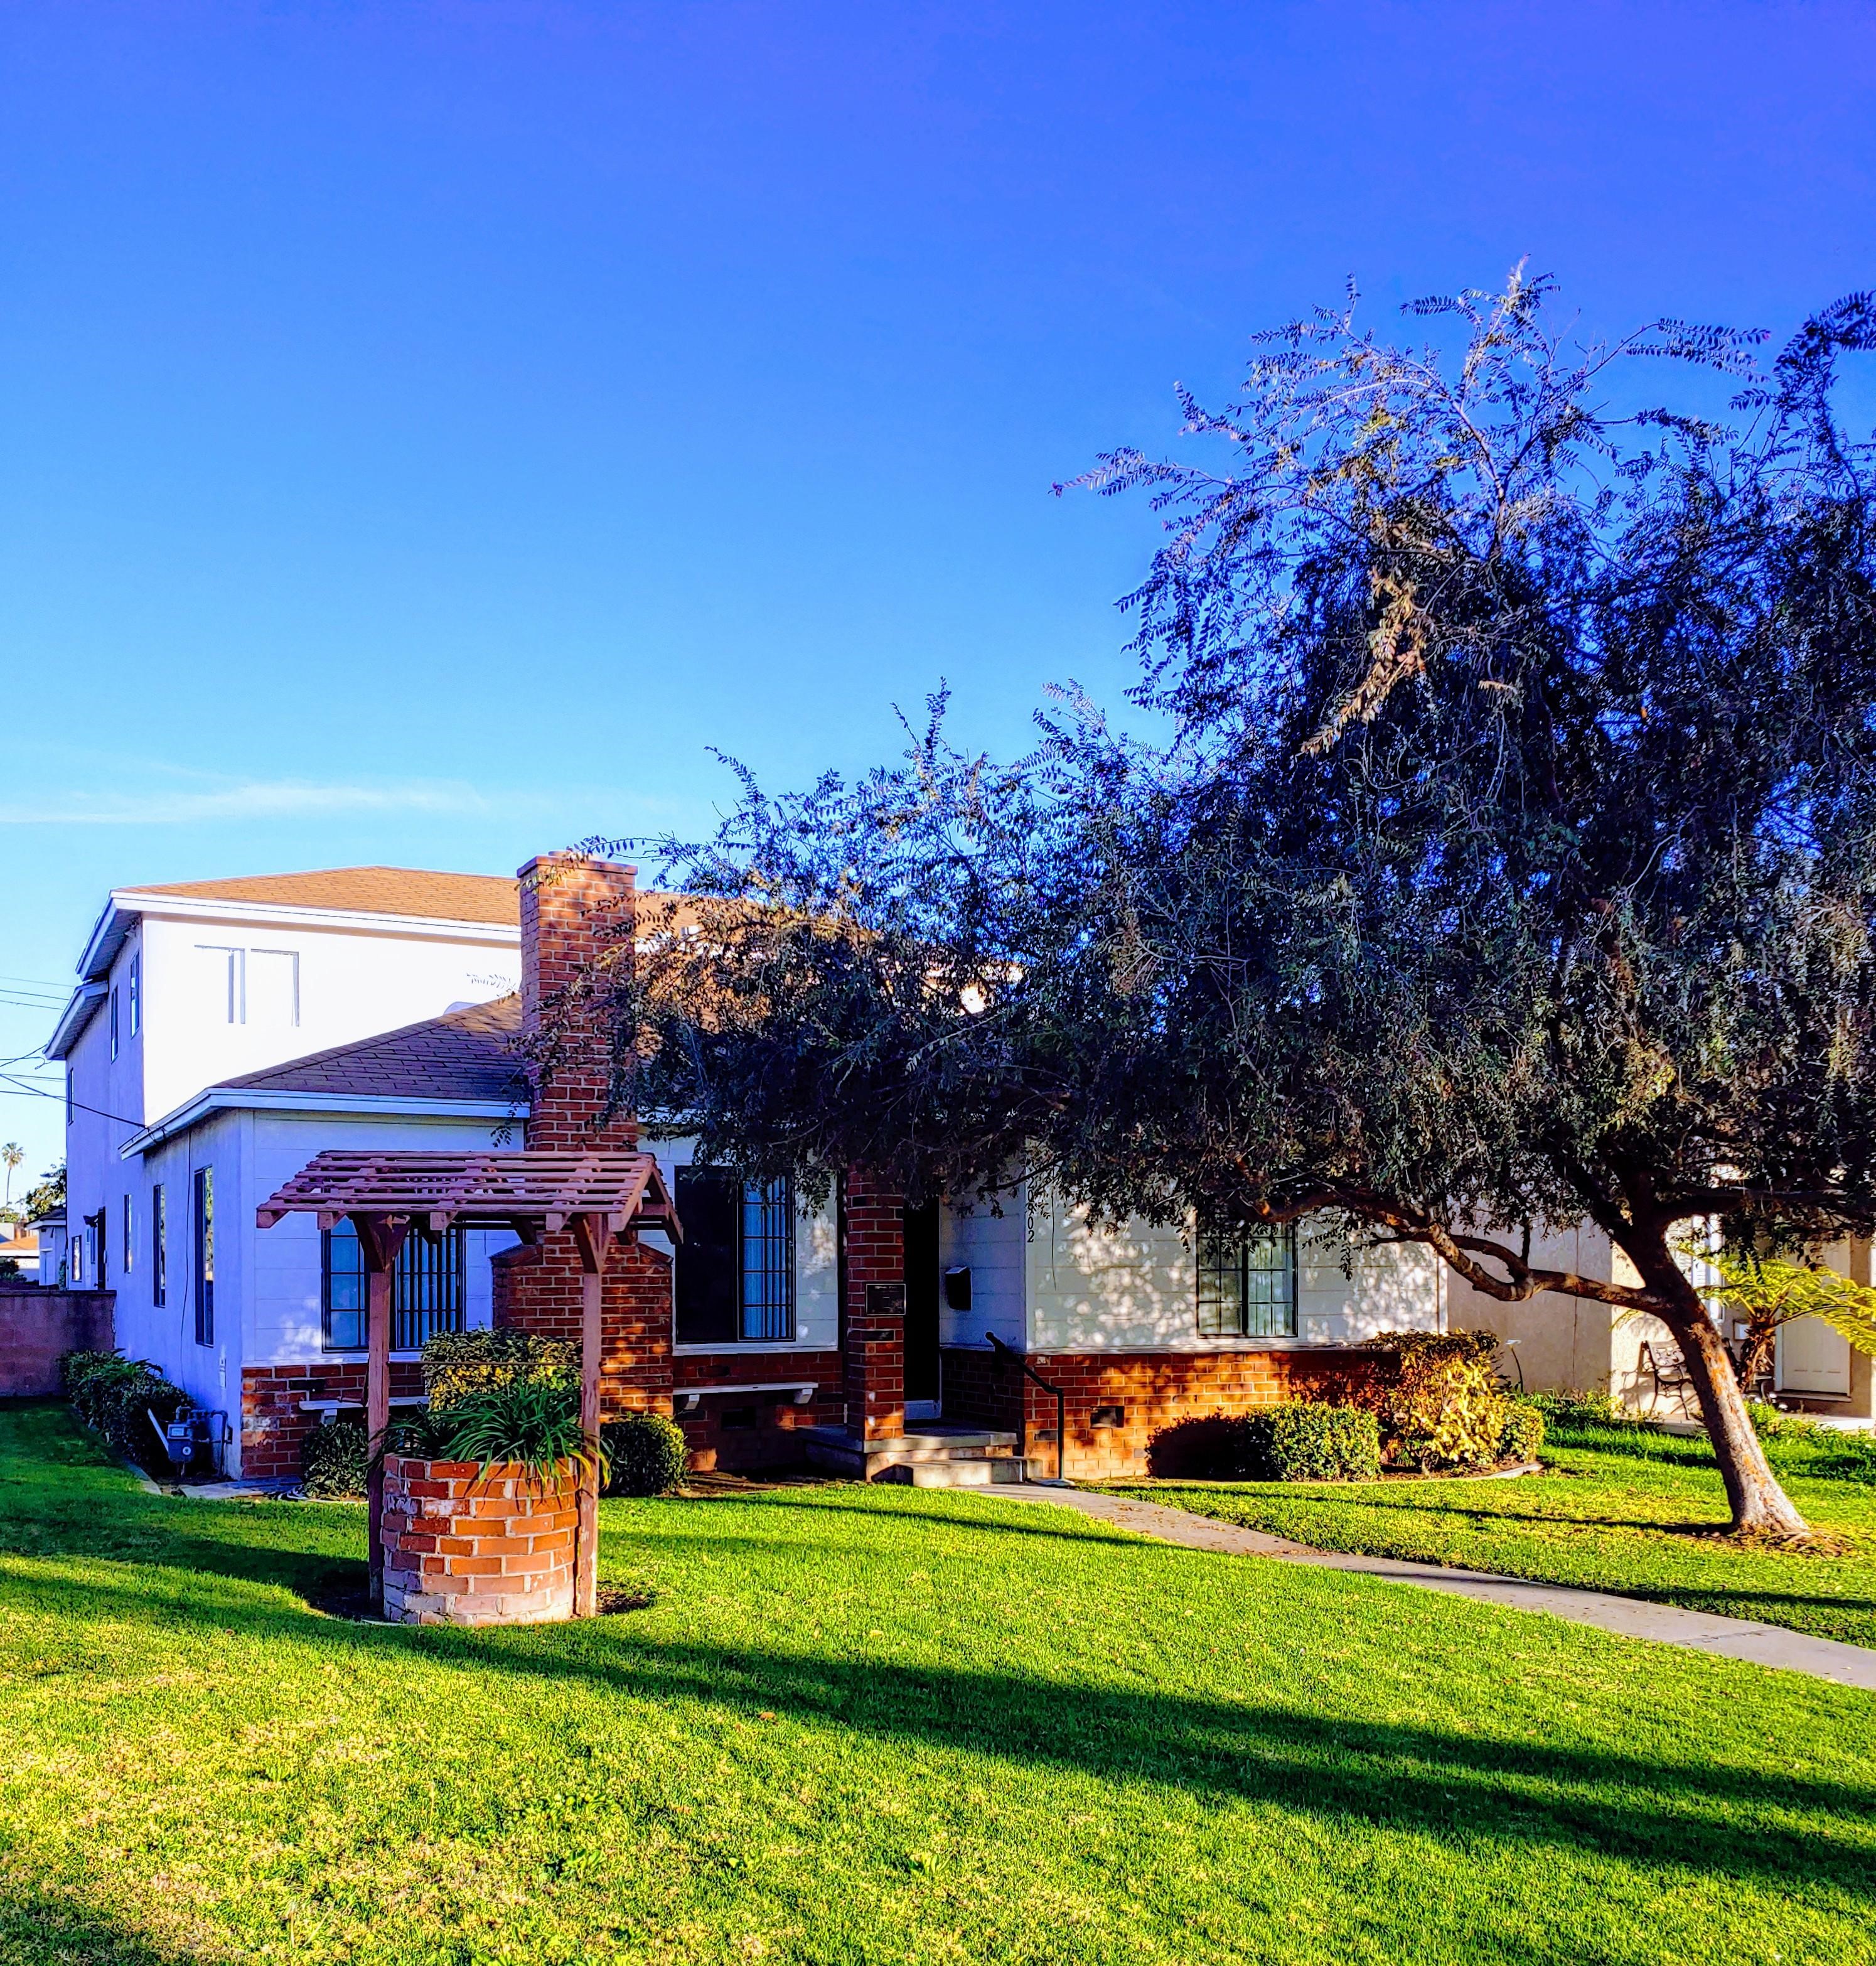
517, 853, 638, 1151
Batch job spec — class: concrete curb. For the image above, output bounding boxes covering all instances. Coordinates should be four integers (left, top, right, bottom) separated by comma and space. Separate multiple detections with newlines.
999, 1483, 1876, 1692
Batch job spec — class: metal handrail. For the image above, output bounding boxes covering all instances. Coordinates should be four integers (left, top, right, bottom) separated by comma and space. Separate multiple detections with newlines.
986, 1331, 1069, 1484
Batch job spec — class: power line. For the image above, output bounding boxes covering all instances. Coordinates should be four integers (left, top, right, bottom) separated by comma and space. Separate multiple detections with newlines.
0, 1074, 144, 1130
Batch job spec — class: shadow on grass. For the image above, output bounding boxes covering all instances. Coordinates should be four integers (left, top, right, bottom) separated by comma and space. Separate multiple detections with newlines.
0, 1888, 190, 1965
6, 1530, 1876, 1908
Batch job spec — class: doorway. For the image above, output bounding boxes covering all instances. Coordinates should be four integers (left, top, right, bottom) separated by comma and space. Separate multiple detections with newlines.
902, 1202, 941, 1417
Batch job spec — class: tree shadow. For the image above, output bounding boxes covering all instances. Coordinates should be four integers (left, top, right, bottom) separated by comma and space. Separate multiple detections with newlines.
0, 1886, 193, 1965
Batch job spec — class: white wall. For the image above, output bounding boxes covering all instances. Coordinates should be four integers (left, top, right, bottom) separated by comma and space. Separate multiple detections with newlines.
639, 1139, 840, 1355
137, 908, 520, 1123
938, 1189, 1027, 1350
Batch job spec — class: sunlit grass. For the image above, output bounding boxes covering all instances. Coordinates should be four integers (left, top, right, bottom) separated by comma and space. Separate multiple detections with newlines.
1, 1402, 1872, 1965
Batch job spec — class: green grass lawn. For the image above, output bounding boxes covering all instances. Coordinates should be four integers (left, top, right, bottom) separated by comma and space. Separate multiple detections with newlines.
1103, 1419, 1876, 1649
3, 1404, 1875, 1966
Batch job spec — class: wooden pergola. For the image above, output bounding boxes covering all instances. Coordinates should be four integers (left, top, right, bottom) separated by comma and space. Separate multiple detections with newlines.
257, 1149, 680, 1614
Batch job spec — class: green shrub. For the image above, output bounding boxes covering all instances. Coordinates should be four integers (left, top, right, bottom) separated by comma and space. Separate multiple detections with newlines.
300, 1417, 368, 1498
433, 1378, 598, 1488
1147, 1404, 1380, 1482
602, 1410, 689, 1496
421, 1328, 579, 1410
1527, 1389, 1624, 1430
59, 1348, 189, 1471
1498, 1399, 1547, 1463
1362, 1331, 1508, 1470
1747, 1400, 1825, 1441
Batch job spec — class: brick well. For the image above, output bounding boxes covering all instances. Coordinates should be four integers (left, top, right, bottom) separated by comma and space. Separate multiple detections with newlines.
379, 1453, 579, 1625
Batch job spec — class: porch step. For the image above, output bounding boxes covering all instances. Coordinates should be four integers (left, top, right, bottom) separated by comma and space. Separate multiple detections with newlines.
801, 1424, 1027, 1485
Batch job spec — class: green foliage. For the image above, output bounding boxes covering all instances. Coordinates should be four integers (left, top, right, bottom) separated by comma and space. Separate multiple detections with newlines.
431, 1378, 599, 1488
58, 1349, 188, 1473
1364, 1332, 1509, 1471
421, 1328, 579, 1410
601, 1410, 689, 1496
1527, 1389, 1624, 1430
19, 1161, 63, 1224
1149, 1404, 1380, 1482
1746, 1400, 1825, 1442
1498, 1399, 1547, 1464
299, 1417, 368, 1499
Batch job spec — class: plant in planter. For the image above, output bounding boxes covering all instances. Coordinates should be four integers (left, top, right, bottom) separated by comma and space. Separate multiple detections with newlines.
419, 1328, 579, 1410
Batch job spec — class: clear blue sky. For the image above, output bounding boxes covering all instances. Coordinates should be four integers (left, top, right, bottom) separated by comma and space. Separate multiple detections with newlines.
3, 0, 1874, 1184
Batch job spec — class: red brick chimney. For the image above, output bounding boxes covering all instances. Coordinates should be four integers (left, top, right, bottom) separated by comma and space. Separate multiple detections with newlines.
517, 853, 638, 1151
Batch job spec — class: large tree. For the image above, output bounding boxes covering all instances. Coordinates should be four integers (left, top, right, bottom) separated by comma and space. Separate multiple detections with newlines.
596, 271, 1876, 1540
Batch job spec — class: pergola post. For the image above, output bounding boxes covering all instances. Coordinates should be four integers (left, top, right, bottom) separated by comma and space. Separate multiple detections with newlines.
351, 1211, 410, 1607
568, 1211, 614, 1618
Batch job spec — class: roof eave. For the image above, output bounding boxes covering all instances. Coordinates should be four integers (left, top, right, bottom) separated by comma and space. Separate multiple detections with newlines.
45, 980, 109, 1060
121, 1088, 531, 1160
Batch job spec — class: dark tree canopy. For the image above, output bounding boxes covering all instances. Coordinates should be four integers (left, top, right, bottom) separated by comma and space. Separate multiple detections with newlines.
601, 270, 1876, 1537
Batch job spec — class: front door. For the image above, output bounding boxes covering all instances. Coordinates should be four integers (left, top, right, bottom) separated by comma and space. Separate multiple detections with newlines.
902, 1203, 941, 1414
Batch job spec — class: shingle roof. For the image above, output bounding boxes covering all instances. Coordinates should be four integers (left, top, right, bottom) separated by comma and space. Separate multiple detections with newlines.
218, 995, 527, 1104
122, 866, 521, 927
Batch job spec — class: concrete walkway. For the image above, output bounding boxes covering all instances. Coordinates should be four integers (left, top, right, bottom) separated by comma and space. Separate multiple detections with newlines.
1000, 1483, 1876, 1692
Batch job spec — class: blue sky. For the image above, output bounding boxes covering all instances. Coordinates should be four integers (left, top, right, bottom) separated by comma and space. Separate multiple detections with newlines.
3, 0, 1875, 1182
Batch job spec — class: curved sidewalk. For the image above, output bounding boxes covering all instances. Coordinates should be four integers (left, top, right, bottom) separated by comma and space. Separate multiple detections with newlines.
1001, 1483, 1876, 1691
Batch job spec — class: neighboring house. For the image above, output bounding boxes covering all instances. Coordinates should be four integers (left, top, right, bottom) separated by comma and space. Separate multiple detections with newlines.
27, 1211, 65, 1287
0, 1225, 38, 1281
1447, 1222, 1876, 1424
48, 857, 1448, 1481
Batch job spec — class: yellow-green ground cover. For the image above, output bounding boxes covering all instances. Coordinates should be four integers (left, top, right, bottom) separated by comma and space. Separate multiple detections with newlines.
1, 1402, 1873, 1965
1104, 1417, 1876, 1647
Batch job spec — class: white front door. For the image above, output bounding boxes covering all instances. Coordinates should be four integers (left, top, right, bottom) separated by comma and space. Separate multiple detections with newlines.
1776, 1316, 1853, 1397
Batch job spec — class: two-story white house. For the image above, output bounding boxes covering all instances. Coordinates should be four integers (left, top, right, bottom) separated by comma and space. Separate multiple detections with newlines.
48, 858, 1458, 1481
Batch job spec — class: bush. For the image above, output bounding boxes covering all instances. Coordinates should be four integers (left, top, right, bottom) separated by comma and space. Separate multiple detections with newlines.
602, 1410, 690, 1496
421, 1328, 579, 1410
1747, 1400, 1825, 1441
300, 1416, 368, 1498
1527, 1389, 1624, 1430
1147, 1404, 1380, 1482
1498, 1399, 1547, 1464
1362, 1331, 1508, 1470
60, 1348, 189, 1471
433, 1378, 596, 1487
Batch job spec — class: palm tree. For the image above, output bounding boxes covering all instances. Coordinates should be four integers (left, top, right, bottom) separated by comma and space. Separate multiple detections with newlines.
1, 1144, 23, 1214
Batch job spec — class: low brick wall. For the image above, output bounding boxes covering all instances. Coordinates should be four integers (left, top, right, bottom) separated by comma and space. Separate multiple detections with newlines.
941, 1343, 1381, 1478
380, 1454, 579, 1626
240, 1361, 427, 1481
672, 1346, 844, 1471
0, 1287, 114, 1396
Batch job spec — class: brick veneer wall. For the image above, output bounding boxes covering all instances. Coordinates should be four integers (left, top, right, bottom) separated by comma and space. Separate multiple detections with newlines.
490, 1238, 674, 1413
941, 1344, 1383, 1478
0, 1287, 113, 1397
379, 1454, 578, 1625
670, 1346, 845, 1471
240, 1360, 426, 1480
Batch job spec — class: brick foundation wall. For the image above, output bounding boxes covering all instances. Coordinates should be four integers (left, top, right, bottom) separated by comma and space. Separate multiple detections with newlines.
941, 1345, 1382, 1478
240, 1360, 426, 1481
0, 1287, 113, 1397
670, 1348, 844, 1471
380, 1454, 578, 1625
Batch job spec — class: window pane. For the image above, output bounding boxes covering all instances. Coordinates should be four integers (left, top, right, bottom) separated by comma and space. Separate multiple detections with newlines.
674, 1169, 739, 1345
739, 1178, 794, 1341
1196, 1230, 1245, 1336
1242, 1228, 1296, 1338
193, 1168, 214, 1347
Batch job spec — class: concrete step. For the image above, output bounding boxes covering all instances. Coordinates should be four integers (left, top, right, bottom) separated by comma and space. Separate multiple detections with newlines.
801, 1425, 1025, 1483
874, 1456, 1039, 1488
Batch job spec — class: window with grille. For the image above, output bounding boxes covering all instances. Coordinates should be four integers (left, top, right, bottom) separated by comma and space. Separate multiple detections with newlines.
674, 1169, 795, 1344
1197, 1224, 1297, 1338
321, 1222, 465, 1352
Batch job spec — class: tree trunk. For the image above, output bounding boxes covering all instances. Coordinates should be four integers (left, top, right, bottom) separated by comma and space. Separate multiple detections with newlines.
1643, 1250, 1812, 1540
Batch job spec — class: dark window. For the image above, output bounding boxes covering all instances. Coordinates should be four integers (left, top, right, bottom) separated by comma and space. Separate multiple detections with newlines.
1090, 1405, 1125, 1429
109, 988, 119, 1060
151, 1184, 166, 1306
193, 1168, 214, 1346
65, 1068, 73, 1127
129, 955, 140, 1037
122, 1193, 132, 1275
1197, 1224, 1297, 1338
674, 1168, 795, 1344
321, 1222, 464, 1352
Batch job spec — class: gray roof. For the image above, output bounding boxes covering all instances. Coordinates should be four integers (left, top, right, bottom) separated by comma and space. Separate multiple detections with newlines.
218, 995, 527, 1105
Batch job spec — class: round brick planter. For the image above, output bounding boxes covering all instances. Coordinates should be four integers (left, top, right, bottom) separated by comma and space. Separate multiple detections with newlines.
379, 1454, 581, 1626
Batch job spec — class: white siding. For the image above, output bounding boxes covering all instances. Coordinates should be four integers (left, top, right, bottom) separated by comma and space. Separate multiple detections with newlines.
938, 1191, 1027, 1351
1022, 1193, 1442, 1353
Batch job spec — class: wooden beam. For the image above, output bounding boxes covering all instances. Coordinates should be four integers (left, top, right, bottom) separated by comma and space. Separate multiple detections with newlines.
351, 1211, 410, 1610
569, 1210, 613, 1619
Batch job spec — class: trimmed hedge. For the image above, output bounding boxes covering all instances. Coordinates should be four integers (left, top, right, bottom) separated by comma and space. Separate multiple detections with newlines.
602, 1410, 689, 1496
1148, 1404, 1381, 1482
301, 1416, 368, 1498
